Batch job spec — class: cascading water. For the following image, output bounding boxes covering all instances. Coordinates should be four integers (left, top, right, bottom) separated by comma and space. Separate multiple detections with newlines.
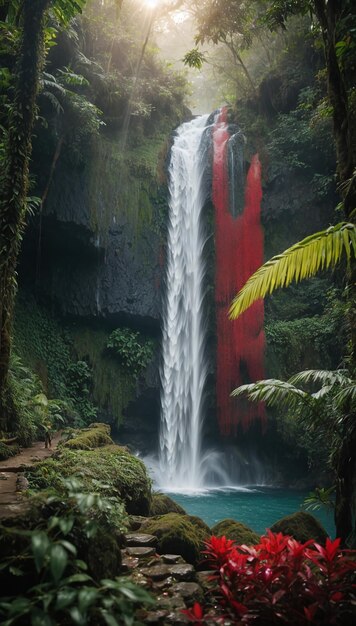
154, 108, 267, 492
159, 115, 209, 490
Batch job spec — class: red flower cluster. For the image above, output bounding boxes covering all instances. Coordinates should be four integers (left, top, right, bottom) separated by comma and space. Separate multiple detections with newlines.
183, 532, 356, 625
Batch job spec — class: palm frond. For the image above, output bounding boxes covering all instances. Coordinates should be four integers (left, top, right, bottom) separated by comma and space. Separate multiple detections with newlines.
312, 385, 333, 400
334, 384, 356, 408
231, 379, 311, 409
41, 91, 64, 114
229, 222, 356, 319
288, 369, 352, 388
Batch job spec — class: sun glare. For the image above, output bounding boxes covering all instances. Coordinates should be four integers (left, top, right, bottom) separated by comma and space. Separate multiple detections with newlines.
145, 0, 159, 8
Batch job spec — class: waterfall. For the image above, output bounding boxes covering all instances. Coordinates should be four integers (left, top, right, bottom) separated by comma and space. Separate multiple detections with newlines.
159, 115, 209, 490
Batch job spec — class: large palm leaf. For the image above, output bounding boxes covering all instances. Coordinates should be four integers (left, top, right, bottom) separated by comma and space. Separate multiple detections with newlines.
229, 222, 356, 319
231, 379, 313, 410
288, 369, 352, 387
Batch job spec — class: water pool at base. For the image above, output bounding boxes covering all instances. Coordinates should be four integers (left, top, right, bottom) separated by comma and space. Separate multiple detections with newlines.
167, 487, 335, 538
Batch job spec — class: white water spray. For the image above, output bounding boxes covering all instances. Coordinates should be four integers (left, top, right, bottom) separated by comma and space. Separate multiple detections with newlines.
159, 115, 209, 489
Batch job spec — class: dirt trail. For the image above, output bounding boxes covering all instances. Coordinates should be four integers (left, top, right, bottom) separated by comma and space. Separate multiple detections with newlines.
0, 433, 61, 519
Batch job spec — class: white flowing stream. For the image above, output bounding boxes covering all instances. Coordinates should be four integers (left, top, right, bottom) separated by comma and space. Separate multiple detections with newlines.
158, 115, 209, 490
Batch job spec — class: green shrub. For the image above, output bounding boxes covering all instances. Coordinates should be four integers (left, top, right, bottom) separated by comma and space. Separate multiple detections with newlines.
0, 479, 153, 625
0, 442, 20, 461
107, 328, 154, 377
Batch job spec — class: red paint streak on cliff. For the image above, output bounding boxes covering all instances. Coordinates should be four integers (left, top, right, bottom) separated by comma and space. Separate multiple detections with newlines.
213, 108, 266, 434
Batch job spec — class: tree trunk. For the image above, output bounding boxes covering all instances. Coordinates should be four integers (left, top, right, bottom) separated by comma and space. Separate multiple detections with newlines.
313, 0, 356, 544
0, 0, 50, 431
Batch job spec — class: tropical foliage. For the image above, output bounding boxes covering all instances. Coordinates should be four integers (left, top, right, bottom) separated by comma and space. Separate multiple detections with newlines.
107, 328, 154, 377
183, 533, 356, 625
0, 478, 153, 626
229, 222, 356, 319
232, 369, 356, 542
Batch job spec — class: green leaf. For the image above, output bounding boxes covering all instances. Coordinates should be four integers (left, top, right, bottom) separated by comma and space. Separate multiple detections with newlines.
31, 531, 50, 573
59, 539, 77, 556
100, 611, 119, 626
68, 607, 86, 626
50, 544, 68, 583
58, 517, 74, 535
78, 587, 99, 612
7, 597, 31, 617
55, 589, 78, 611
63, 573, 92, 584
231, 379, 311, 410
230, 222, 356, 318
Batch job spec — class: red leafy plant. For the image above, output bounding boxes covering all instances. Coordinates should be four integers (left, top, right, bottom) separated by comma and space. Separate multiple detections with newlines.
183, 532, 356, 625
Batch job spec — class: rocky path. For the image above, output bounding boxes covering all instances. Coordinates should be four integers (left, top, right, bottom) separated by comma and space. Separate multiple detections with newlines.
121, 531, 217, 626
0, 433, 61, 519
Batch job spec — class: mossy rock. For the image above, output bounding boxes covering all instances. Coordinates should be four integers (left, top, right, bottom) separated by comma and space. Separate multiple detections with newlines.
27, 444, 152, 515
85, 530, 121, 581
270, 511, 328, 544
140, 513, 207, 564
150, 493, 186, 516
62, 423, 113, 450
186, 515, 211, 537
211, 519, 260, 545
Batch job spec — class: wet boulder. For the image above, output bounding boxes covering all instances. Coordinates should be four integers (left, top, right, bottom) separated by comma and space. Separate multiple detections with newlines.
270, 511, 328, 544
149, 493, 186, 516
211, 519, 260, 545
140, 513, 208, 564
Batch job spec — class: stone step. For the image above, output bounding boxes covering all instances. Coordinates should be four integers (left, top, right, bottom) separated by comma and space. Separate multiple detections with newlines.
168, 563, 195, 582
125, 546, 156, 558
141, 564, 169, 581
124, 533, 158, 547
0, 502, 30, 518
171, 582, 203, 603
161, 554, 184, 564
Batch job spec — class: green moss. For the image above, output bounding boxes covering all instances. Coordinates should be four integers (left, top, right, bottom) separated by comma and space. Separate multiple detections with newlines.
270, 511, 328, 544
85, 530, 122, 581
141, 513, 208, 564
87, 133, 168, 243
27, 444, 152, 516
13, 295, 138, 428
62, 423, 113, 450
186, 515, 211, 538
69, 325, 136, 426
211, 519, 260, 545
13, 294, 72, 398
149, 493, 186, 516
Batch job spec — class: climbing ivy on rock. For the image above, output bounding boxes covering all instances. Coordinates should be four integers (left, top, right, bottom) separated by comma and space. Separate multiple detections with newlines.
107, 328, 154, 378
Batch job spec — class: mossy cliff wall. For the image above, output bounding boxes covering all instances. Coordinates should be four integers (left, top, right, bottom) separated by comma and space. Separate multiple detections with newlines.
23, 132, 168, 324
16, 126, 171, 432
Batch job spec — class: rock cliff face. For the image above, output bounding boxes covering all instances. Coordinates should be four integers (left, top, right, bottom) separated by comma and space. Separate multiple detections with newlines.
23, 136, 166, 328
